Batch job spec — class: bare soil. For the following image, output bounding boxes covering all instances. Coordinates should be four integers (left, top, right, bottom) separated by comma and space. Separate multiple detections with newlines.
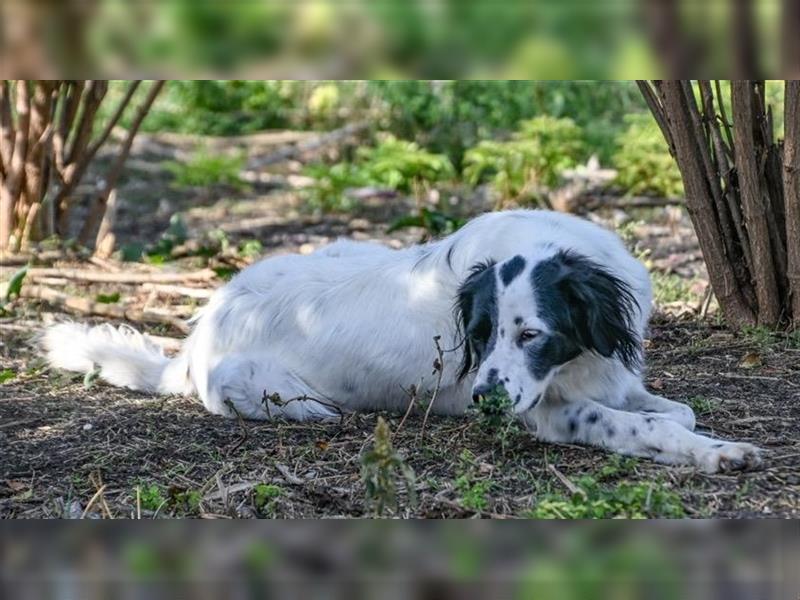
1, 132, 798, 519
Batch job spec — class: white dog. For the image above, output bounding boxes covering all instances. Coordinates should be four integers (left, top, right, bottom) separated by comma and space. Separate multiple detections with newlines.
44, 210, 761, 473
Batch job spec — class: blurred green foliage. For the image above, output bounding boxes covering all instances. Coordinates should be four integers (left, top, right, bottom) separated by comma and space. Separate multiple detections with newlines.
388, 207, 466, 239
118, 81, 692, 204
164, 150, 246, 189
303, 135, 454, 212
464, 116, 586, 202
613, 114, 684, 198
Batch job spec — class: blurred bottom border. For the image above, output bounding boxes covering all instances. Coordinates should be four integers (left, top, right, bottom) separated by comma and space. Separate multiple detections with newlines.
1, 520, 798, 599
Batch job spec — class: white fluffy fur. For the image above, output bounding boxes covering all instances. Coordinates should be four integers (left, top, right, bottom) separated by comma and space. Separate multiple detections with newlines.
43, 210, 761, 472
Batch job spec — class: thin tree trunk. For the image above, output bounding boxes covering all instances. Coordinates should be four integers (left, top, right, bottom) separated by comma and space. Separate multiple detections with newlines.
1, 82, 31, 252
731, 81, 781, 326
784, 81, 800, 327
656, 81, 756, 327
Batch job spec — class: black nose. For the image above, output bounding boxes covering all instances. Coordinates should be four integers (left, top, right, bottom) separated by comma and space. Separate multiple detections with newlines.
472, 382, 499, 404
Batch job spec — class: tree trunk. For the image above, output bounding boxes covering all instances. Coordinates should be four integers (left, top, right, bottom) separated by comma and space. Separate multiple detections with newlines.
784, 81, 800, 326
0, 80, 163, 255
639, 80, 798, 329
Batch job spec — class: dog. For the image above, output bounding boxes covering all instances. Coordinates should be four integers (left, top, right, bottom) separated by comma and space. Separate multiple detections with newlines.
44, 209, 761, 473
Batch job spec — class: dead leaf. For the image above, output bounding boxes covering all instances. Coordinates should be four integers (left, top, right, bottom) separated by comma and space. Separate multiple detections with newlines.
315, 440, 329, 452
650, 378, 664, 391
738, 352, 762, 369
6, 480, 28, 492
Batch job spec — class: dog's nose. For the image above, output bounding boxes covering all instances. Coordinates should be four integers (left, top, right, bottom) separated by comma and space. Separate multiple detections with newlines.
472, 382, 498, 404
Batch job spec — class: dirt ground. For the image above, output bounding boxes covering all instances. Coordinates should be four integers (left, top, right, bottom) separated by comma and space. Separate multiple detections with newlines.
1, 133, 799, 518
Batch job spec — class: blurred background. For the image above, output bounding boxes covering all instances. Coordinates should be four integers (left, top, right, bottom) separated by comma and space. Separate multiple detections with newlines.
1, 521, 798, 598
1, 0, 797, 78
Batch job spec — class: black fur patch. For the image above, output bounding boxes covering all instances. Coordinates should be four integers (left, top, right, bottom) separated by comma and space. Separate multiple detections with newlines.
500, 255, 526, 286
530, 250, 642, 372
586, 411, 600, 424
455, 261, 498, 379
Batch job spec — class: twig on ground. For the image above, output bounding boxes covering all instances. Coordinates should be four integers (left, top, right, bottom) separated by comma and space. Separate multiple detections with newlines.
80, 484, 108, 519
418, 335, 445, 443
26, 267, 217, 284
141, 283, 215, 299
20, 284, 190, 333
394, 383, 419, 437
223, 399, 249, 454
276, 463, 306, 486
547, 463, 586, 498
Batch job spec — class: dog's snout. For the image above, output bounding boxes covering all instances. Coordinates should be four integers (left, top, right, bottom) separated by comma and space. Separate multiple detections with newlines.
472, 381, 502, 404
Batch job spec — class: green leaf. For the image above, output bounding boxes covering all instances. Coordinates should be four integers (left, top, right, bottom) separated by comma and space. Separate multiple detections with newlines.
95, 292, 121, 304
4, 265, 28, 300
387, 215, 424, 233
0, 369, 16, 383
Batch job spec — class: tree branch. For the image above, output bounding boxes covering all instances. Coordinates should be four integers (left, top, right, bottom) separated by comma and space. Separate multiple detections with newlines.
79, 80, 164, 247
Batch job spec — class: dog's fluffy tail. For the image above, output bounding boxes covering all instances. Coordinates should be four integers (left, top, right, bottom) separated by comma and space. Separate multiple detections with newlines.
43, 322, 193, 395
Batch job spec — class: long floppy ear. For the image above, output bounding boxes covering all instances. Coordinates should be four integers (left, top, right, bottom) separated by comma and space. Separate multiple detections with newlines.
454, 260, 496, 380
555, 251, 642, 371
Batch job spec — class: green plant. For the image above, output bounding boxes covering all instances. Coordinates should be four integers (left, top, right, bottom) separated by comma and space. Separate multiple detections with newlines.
361, 417, 417, 516
253, 483, 282, 515
388, 207, 466, 238
302, 162, 372, 212
528, 475, 685, 519
173, 489, 202, 514
651, 272, 700, 306
613, 113, 684, 198
95, 292, 121, 304
303, 135, 454, 212
137, 484, 167, 512
687, 396, 720, 415
356, 136, 455, 192
165, 150, 246, 189
454, 475, 492, 512
463, 116, 586, 203
0, 369, 15, 383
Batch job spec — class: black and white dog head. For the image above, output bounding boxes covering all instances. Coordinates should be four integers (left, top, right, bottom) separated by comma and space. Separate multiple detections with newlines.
457, 249, 641, 413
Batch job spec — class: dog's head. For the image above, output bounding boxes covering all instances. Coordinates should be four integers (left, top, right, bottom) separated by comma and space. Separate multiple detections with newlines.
456, 249, 641, 413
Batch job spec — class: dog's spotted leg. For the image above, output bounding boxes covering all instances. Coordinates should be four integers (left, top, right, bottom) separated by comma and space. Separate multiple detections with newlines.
624, 383, 696, 431
525, 395, 761, 473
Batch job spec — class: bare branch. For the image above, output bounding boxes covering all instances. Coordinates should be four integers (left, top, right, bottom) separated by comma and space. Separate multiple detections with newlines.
79, 81, 164, 247
636, 81, 675, 155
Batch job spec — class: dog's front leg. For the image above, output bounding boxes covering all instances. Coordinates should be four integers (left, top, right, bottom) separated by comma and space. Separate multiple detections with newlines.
525, 395, 761, 473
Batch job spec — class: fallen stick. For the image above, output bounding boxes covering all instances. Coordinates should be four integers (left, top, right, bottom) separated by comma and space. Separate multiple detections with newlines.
26, 267, 217, 284
21, 284, 190, 333
141, 283, 215, 299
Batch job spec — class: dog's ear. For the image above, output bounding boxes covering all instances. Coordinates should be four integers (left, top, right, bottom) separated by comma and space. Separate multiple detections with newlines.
455, 260, 496, 380
555, 252, 642, 371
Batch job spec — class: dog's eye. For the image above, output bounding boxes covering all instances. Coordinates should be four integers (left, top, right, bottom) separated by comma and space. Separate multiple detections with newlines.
518, 329, 541, 343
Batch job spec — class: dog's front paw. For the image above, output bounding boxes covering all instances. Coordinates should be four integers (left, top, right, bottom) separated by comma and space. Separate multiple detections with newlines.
696, 442, 763, 474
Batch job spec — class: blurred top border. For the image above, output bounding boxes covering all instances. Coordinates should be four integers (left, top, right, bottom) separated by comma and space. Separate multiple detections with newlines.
1, 0, 797, 79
